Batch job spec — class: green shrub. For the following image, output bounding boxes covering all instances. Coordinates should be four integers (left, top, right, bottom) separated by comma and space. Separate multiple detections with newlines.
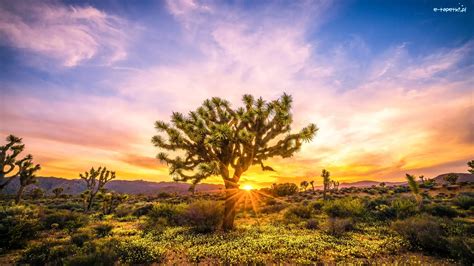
185, 200, 223, 233
272, 183, 299, 197
310, 200, 324, 212
147, 203, 186, 226
65, 238, 118, 266
454, 193, 474, 210
0, 205, 40, 250
20, 239, 77, 265
391, 197, 418, 219
284, 205, 313, 221
305, 219, 319, 230
260, 203, 287, 214
325, 217, 354, 236
132, 203, 154, 217
94, 223, 114, 237
322, 198, 365, 219
71, 231, 91, 247
116, 236, 165, 264
41, 209, 88, 231
445, 236, 474, 264
426, 204, 458, 218
392, 215, 446, 254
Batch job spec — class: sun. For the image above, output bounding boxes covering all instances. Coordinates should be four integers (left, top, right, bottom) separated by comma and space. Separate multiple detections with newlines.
242, 184, 253, 191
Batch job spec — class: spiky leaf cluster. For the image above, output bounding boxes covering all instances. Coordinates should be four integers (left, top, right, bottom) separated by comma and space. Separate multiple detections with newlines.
80, 166, 116, 192
80, 166, 116, 211
0, 135, 40, 190
152, 94, 318, 187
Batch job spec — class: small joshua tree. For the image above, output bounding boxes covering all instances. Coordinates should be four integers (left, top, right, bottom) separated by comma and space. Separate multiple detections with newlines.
153, 94, 317, 230
467, 160, 474, 174
1, 135, 40, 191
419, 175, 425, 184
444, 173, 458, 185
300, 180, 309, 192
406, 174, 422, 208
322, 169, 331, 200
309, 180, 315, 193
100, 192, 127, 215
52, 187, 64, 198
80, 167, 116, 212
16, 162, 41, 204
331, 180, 340, 192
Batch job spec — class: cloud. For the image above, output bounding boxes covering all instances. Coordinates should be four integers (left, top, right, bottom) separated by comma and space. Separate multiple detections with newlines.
0, 0, 127, 67
1, 1, 472, 184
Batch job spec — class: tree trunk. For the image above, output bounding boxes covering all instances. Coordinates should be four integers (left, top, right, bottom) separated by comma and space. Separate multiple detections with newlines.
86, 194, 95, 212
223, 181, 239, 231
15, 186, 24, 204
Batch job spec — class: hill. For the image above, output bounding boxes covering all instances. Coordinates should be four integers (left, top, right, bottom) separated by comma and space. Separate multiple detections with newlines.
2, 177, 224, 195
2, 173, 473, 195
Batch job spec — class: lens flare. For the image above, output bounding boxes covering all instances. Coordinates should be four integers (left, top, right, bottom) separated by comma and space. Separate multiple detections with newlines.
242, 184, 253, 191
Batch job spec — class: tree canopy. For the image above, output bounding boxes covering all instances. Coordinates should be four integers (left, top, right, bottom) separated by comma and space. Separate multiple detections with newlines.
152, 93, 318, 188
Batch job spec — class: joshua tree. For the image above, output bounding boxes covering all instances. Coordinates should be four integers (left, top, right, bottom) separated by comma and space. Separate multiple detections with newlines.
153, 94, 317, 230
322, 169, 331, 200
467, 160, 474, 174
406, 174, 422, 208
300, 180, 309, 192
1, 135, 40, 191
309, 180, 315, 193
29, 187, 44, 200
331, 180, 340, 192
379, 182, 386, 187
80, 167, 116, 212
444, 173, 458, 185
15, 162, 41, 204
52, 187, 64, 198
100, 192, 127, 215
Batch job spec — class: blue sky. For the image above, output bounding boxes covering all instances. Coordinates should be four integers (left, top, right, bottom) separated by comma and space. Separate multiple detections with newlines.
0, 0, 472, 186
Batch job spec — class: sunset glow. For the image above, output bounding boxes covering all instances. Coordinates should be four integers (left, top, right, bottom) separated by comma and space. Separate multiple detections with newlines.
242, 185, 254, 191
0, 1, 472, 187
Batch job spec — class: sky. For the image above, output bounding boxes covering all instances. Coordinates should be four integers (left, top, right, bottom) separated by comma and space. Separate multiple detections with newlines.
0, 0, 473, 188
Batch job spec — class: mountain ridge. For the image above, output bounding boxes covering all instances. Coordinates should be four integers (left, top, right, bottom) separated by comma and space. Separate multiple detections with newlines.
1, 173, 473, 195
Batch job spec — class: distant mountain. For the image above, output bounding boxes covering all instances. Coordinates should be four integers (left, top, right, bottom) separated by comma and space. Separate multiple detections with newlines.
338, 173, 474, 188
2, 173, 473, 195
432, 173, 474, 184
339, 180, 405, 188
1, 177, 224, 195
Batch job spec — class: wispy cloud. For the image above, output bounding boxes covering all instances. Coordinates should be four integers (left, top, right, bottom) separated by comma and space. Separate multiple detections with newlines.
0, 1, 472, 185
0, 0, 128, 67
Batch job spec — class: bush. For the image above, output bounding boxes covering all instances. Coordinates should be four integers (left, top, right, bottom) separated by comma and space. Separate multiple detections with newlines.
391, 197, 418, 219
454, 193, 474, 210
185, 200, 223, 233
132, 203, 154, 217
446, 236, 474, 264
272, 183, 299, 197
94, 223, 114, 237
260, 203, 287, 214
67, 238, 118, 265
310, 200, 324, 212
147, 203, 186, 226
426, 204, 458, 218
325, 217, 354, 236
392, 215, 446, 254
284, 205, 313, 221
116, 236, 165, 264
0, 205, 40, 250
20, 239, 77, 265
322, 198, 365, 219
41, 209, 88, 231
71, 231, 91, 247
305, 219, 319, 230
